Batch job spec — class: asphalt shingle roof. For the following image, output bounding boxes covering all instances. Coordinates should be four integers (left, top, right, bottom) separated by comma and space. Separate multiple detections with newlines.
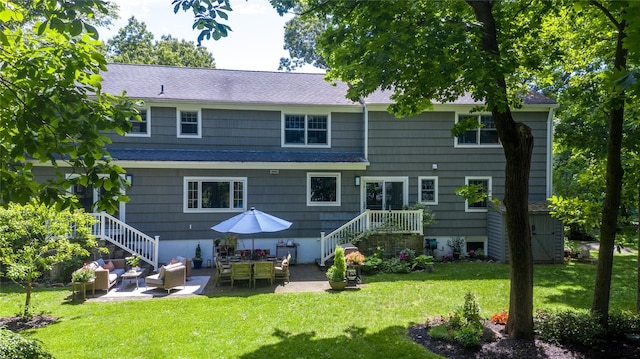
107, 148, 368, 164
101, 63, 556, 106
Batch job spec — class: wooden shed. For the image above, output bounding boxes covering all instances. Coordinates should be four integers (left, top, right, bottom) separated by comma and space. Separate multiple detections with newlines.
487, 202, 564, 264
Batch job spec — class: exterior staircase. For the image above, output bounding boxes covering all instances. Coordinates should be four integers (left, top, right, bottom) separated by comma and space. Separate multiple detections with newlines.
319, 209, 423, 266
91, 212, 159, 270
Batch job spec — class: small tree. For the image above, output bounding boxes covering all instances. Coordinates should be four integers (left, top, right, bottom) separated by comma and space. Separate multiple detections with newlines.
0, 200, 96, 317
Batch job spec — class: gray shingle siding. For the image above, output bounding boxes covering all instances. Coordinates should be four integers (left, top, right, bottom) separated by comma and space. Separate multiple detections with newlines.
35, 63, 557, 263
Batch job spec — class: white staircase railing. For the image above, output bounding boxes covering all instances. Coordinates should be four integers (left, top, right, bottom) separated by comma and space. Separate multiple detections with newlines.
91, 212, 159, 270
320, 209, 423, 266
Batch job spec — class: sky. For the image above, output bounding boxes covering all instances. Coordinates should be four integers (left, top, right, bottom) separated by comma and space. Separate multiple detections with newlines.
99, 0, 322, 73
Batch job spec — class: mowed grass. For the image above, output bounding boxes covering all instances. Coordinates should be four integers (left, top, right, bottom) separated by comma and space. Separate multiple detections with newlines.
1, 254, 636, 358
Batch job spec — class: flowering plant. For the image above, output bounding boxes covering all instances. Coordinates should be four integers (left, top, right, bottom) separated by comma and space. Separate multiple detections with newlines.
345, 251, 365, 265
442, 253, 453, 262
399, 248, 415, 263
491, 308, 509, 325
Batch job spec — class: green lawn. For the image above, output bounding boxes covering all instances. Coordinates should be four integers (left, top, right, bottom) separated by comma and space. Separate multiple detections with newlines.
1, 254, 637, 358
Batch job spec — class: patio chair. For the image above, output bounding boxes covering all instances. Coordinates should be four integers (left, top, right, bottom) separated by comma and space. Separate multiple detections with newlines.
274, 258, 289, 284
215, 259, 232, 287
231, 262, 252, 288
252, 261, 274, 288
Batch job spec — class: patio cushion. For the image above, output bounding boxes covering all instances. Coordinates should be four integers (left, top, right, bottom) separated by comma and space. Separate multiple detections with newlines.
145, 273, 163, 286
111, 268, 125, 277
96, 258, 105, 267
108, 273, 118, 284
103, 261, 115, 271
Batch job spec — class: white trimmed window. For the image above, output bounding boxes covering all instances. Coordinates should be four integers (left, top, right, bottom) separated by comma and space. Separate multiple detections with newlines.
184, 177, 246, 213
307, 173, 341, 206
177, 108, 201, 138
455, 114, 500, 147
126, 108, 150, 137
464, 176, 492, 212
283, 114, 330, 147
418, 176, 438, 205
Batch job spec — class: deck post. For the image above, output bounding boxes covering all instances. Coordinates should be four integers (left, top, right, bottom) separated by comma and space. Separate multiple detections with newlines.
320, 231, 325, 266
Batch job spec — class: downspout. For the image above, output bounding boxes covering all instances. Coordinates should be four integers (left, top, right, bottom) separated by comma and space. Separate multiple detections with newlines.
359, 97, 369, 161
546, 108, 555, 199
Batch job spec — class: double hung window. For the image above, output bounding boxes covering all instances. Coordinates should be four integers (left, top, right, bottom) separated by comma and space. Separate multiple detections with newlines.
418, 176, 438, 205
456, 114, 500, 147
126, 108, 150, 137
283, 114, 329, 147
464, 176, 492, 212
177, 109, 201, 138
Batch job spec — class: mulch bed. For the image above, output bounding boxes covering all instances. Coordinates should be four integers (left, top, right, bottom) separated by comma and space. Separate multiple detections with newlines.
408, 321, 640, 359
0, 315, 57, 332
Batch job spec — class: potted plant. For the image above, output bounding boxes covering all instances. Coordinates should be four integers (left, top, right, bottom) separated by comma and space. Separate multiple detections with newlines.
447, 237, 465, 260
193, 243, 203, 269
72, 267, 95, 283
326, 246, 347, 290
126, 255, 141, 271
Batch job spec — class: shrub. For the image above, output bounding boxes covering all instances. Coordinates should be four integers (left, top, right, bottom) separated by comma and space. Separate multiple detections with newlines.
381, 257, 411, 273
607, 311, 640, 336
361, 256, 382, 274
326, 246, 346, 282
535, 309, 604, 346
0, 328, 53, 359
432, 292, 484, 348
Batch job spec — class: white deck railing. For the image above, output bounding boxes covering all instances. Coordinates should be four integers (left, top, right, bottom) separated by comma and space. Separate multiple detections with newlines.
320, 209, 423, 266
91, 212, 159, 270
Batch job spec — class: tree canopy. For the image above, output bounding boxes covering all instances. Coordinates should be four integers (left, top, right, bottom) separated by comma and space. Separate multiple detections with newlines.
0, 0, 136, 213
105, 16, 216, 68
0, 200, 95, 317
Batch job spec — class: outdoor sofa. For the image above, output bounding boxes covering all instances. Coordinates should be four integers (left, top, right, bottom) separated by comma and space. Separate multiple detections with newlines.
85, 258, 126, 292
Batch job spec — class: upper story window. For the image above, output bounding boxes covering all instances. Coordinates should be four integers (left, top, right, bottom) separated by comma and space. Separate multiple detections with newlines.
455, 114, 500, 147
126, 108, 150, 137
418, 176, 438, 205
184, 177, 246, 213
177, 108, 201, 138
464, 176, 492, 212
307, 172, 341, 206
283, 114, 330, 147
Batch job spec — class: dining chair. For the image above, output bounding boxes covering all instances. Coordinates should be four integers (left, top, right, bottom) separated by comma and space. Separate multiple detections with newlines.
231, 262, 252, 288
252, 261, 274, 288
274, 258, 289, 284
215, 259, 232, 287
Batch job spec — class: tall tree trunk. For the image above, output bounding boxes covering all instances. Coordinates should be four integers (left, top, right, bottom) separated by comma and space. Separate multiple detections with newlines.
467, 0, 535, 339
591, 16, 627, 327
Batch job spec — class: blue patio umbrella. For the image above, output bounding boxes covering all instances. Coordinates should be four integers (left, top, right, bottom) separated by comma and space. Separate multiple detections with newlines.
211, 207, 292, 251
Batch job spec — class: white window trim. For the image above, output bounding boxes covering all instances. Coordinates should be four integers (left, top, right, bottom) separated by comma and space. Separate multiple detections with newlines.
418, 176, 438, 205
176, 108, 202, 138
125, 108, 151, 137
281, 113, 331, 148
183, 176, 247, 213
65, 173, 127, 221
454, 112, 501, 148
464, 176, 492, 213
360, 176, 409, 212
307, 172, 341, 207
